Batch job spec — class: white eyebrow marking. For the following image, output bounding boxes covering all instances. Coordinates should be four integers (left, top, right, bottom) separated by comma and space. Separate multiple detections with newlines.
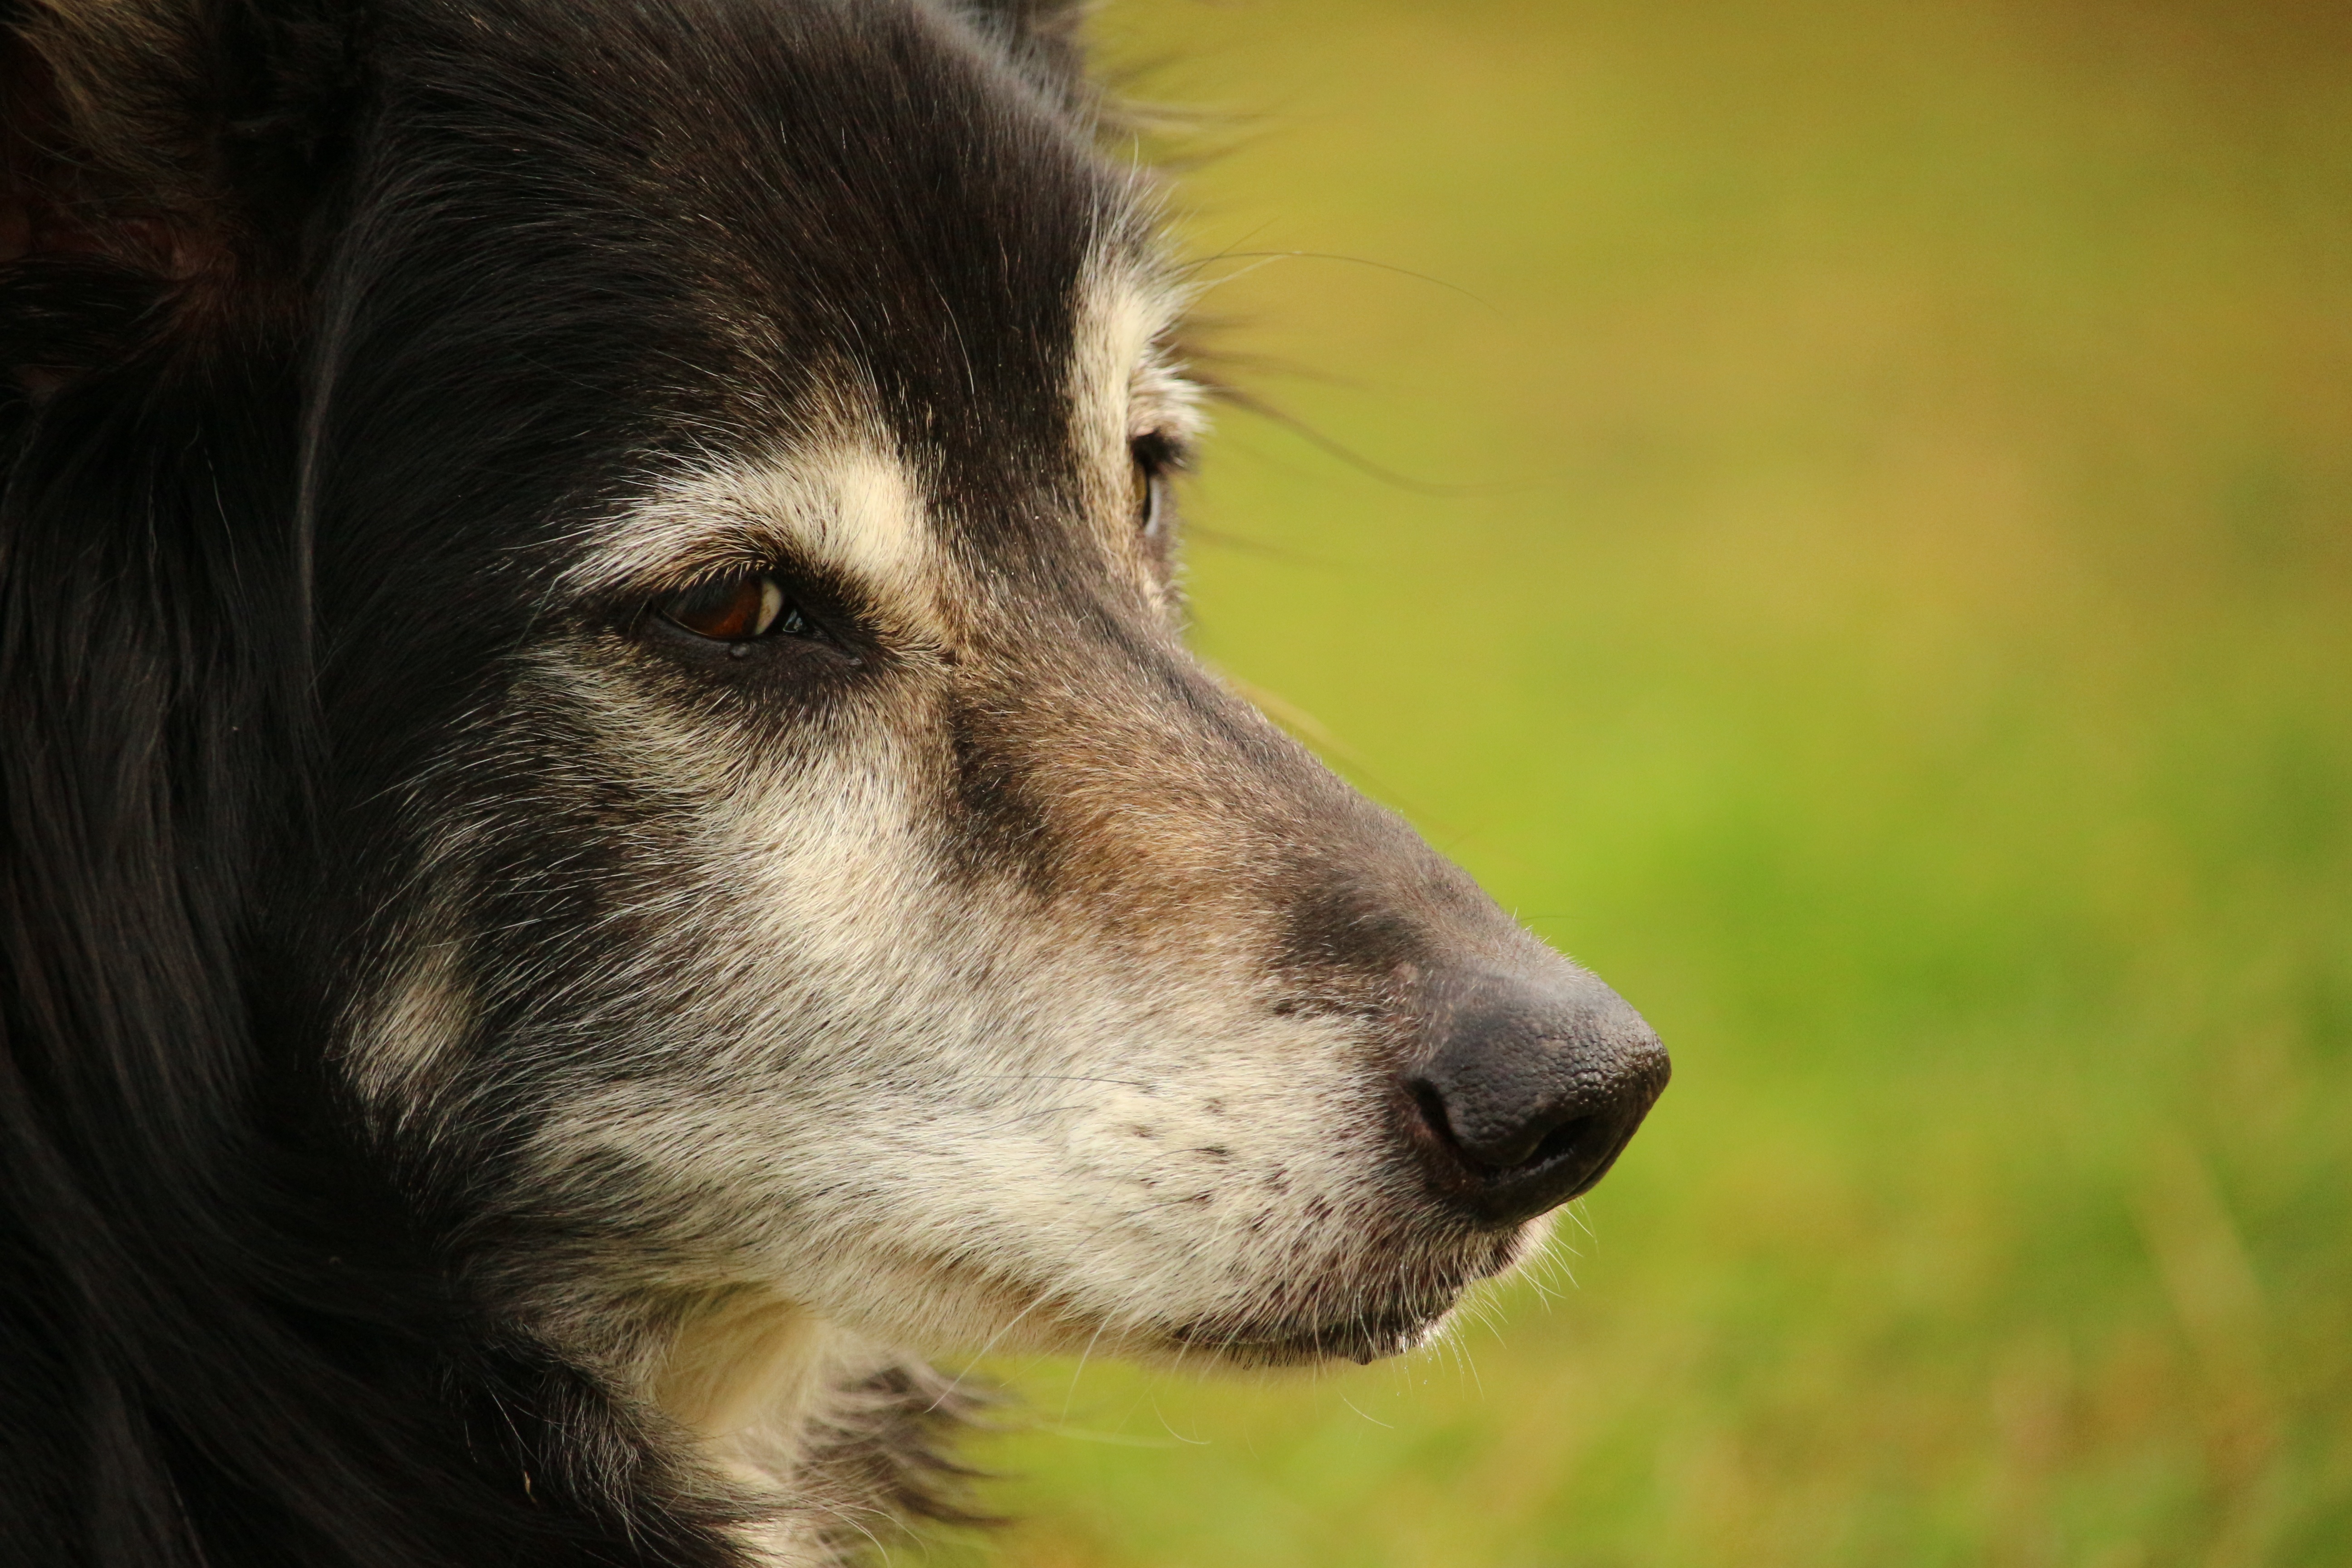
570, 434, 939, 622
1073, 249, 1205, 452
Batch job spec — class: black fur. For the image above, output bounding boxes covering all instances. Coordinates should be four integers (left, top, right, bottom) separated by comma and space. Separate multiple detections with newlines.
2, 1, 1099, 1562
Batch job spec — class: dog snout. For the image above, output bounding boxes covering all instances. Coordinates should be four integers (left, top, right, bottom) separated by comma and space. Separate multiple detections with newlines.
1399, 970, 1669, 1227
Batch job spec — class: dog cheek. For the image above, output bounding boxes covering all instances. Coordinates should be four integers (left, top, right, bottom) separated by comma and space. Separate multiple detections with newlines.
439, 682, 1439, 1352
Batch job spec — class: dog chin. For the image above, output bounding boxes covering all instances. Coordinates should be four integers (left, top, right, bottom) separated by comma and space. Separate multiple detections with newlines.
1165, 1303, 1456, 1368
1157, 1227, 1543, 1370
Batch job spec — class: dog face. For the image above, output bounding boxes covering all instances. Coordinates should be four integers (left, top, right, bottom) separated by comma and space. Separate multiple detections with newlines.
3, 0, 1659, 1453
286, 0, 1668, 1386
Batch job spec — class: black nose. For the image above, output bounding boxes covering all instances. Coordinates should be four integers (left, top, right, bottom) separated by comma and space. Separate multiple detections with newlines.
1400, 968, 1669, 1227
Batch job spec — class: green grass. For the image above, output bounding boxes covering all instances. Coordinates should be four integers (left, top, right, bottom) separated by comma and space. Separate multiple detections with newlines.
897, 3, 2352, 1563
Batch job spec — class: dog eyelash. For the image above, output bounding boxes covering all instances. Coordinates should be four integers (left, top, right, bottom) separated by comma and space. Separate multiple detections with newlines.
658, 572, 810, 643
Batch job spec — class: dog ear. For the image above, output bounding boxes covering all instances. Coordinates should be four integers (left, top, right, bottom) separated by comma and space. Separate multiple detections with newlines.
0, 6, 382, 1560
1, 0, 362, 387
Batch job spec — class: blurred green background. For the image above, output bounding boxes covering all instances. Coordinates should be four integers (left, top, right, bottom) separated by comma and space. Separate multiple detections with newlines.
916, 2, 2352, 1564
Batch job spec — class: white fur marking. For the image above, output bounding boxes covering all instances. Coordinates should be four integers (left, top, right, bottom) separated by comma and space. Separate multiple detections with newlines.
573, 436, 938, 626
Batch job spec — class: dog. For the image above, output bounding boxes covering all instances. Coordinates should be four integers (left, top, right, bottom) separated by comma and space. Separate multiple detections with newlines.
0, 1, 1668, 1563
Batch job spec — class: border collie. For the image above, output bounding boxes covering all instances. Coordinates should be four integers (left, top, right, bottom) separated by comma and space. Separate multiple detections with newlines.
0, 1, 1668, 1563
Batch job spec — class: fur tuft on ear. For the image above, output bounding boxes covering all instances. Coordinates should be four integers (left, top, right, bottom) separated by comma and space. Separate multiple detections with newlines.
1, 0, 362, 383
954, 0, 1093, 101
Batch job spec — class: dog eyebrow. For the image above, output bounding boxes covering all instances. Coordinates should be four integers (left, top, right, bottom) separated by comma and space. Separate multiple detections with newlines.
1082, 261, 1206, 442
569, 439, 937, 615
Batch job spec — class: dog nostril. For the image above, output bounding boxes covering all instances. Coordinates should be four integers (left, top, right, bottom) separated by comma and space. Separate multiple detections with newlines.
1411, 1084, 1600, 1179
1408, 1081, 1454, 1144
1524, 1114, 1598, 1172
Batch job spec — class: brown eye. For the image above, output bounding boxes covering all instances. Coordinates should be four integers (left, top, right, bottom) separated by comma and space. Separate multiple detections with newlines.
1130, 452, 1158, 536
660, 573, 802, 642
1130, 433, 1177, 542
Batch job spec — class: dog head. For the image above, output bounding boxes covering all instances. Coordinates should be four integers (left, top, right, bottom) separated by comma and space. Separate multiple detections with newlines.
3, 0, 1663, 1480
